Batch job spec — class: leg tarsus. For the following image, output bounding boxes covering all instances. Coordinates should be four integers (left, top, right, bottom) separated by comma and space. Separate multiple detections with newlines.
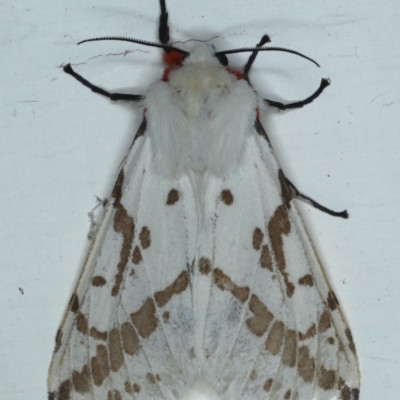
264, 78, 330, 110
158, 0, 170, 45
63, 64, 144, 102
285, 177, 348, 219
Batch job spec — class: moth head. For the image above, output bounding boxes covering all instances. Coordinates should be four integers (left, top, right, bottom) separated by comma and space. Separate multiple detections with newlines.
163, 43, 228, 68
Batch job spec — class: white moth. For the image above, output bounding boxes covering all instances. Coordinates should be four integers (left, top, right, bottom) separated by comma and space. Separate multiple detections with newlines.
48, 1, 360, 399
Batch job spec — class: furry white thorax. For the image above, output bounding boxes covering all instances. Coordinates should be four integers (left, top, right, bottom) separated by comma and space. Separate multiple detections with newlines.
145, 43, 258, 177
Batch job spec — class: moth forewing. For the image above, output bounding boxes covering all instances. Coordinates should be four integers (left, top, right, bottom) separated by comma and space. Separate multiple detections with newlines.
48, 1, 359, 399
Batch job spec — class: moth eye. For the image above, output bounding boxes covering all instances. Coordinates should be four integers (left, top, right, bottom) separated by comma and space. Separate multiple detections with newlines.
181, 52, 190, 62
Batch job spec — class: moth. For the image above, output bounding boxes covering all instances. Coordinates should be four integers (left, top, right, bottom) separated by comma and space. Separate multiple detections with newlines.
48, 1, 360, 399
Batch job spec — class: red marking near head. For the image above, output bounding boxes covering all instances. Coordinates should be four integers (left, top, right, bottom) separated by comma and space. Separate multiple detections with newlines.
161, 53, 245, 82
162, 68, 173, 82
162, 50, 184, 82
256, 108, 260, 121
227, 68, 243, 80
163, 50, 184, 67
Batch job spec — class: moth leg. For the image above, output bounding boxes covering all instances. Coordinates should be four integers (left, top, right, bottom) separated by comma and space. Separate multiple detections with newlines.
264, 78, 330, 110
63, 64, 144, 102
243, 34, 271, 81
159, 0, 170, 45
285, 175, 348, 218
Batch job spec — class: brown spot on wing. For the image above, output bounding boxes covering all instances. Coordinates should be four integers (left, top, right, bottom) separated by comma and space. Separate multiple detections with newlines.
284, 390, 291, 399
340, 385, 351, 400
298, 324, 316, 341
124, 381, 133, 394
132, 246, 142, 264
111, 169, 124, 205
339, 380, 360, 400
154, 271, 189, 308
90, 327, 108, 341
327, 291, 339, 310
112, 204, 135, 296
146, 373, 157, 384
92, 276, 106, 287
76, 312, 88, 335
54, 329, 62, 353
220, 189, 234, 205
345, 328, 357, 355
282, 329, 297, 367
263, 378, 273, 392
91, 344, 110, 386
57, 379, 72, 400
163, 311, 170, 323
166, 189, 180, 205
70, 294, 79, 313
249, 370, 257, 380
327, 337, 335, 345
252, 227, 264, 250
318, 366, 336, 390
318, 309, 332, 333
298, 274, 314, 286
199, 257, 211, 275
121, 321, 140, 355
297, 345, 315, 383
265, 321, 285, 355
213, 268, 249, 303
278, 169, 295, 208
107, 390, 122, 400
72, 364, 90, 393
255, 119, 271, 144
109, 328, 124, 372
133, 383, 141, 393
139, 226, 151, 249
352, 388, 360, 400
245, 294, 274, 336
133, 119, 147, 140
268, 204, 295, 297
130, 298, 158, 338
260, 244, 273, 271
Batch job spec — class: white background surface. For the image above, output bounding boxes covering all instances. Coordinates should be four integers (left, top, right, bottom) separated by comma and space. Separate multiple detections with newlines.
1, 0, 399, 399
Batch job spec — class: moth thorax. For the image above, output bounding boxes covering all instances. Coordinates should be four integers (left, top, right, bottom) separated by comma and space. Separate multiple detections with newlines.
169, 43, 236, 91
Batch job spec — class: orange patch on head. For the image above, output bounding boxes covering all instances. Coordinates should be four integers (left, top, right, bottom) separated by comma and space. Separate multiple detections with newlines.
163, 50, 184, 67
